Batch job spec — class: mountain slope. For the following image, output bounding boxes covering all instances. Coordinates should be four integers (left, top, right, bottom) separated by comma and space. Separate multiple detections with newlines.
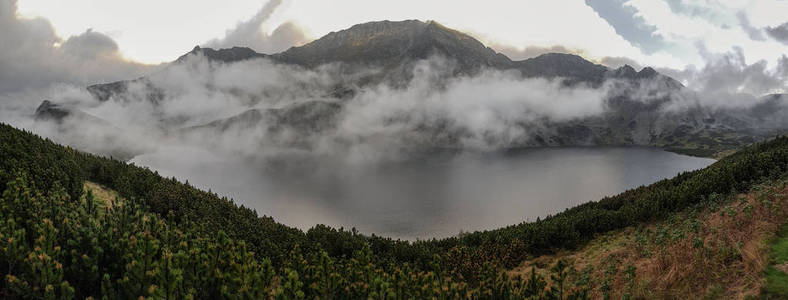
2, 123, 788, 297
510, 178, 788, 298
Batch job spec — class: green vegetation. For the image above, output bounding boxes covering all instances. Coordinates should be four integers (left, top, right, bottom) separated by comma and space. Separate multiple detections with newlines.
663, 147, 720, 158
656, 128, 767, 158
764, 223, 788, 298
1, 122, 788, 298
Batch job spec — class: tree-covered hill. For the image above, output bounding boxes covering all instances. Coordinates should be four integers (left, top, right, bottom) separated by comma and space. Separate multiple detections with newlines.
1, 122, 787, 298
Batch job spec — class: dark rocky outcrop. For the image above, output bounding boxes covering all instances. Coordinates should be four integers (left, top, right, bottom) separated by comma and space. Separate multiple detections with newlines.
176, 46, 267, 63
34, 100, 70, 122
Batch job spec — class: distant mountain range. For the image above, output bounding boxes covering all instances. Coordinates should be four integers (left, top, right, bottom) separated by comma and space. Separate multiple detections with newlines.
90, 20, 681, 89
36, 20, 787, 158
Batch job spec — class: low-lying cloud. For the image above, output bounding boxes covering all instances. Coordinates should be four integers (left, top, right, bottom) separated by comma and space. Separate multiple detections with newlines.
8, 46, 786, 165
338, 62, 606, 153
24, 54, 610, 163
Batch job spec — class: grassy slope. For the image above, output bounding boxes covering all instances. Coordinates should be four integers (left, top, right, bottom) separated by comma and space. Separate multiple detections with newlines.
510, 178, 788, 299
83, 181, 119, 206
765, 222, 788, 298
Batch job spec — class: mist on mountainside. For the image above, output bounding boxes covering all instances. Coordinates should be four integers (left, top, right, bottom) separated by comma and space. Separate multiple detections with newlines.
1, 0, 785, 164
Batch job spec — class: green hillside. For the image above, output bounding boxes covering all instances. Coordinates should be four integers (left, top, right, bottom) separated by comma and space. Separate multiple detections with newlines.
1, 122, 787, 299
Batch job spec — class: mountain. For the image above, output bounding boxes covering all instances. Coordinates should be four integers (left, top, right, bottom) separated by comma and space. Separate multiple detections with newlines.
48, 20, 788, 158
517, 53, 607, 84
272, 20, 511, 73
86, 20, 650, 97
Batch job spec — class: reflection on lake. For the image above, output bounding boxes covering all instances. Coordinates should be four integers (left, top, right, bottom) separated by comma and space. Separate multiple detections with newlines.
132, 147, 715, 240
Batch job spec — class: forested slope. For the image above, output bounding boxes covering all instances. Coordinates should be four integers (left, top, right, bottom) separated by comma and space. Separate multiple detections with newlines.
1, 122, 787, 298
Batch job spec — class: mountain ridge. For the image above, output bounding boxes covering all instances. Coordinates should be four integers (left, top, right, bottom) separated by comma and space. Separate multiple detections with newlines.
41, 20, 788, 159
87, 19, 678, 95
271, 20, 512, 72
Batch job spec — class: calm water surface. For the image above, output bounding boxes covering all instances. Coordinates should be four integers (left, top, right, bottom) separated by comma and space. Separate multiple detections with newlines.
132, 147, 715, 239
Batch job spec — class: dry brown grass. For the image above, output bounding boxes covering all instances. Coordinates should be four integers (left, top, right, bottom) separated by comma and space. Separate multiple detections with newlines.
776, 263, 788, 275
83, 181, 121, 208
509, 179, 788, 299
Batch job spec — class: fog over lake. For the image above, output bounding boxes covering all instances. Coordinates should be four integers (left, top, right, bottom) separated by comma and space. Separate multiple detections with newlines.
132, 147, 714, 240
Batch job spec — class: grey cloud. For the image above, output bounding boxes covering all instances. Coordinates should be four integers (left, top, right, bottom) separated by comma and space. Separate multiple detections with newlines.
736, 12, 765, 41
602, 47, 787, 99
334, 59, 608, 154
60, 29, 119, 59
0, 0, 155, 94
779, 55, 788, 78
584, 0, 666, 54
206, 0, 281, 50
205, 0, 310, 54
766, 22, 788, 45
655, 48, 787, 113
689, 47, 786, 96
661, 0, 731, 25
264, 22, 310, 53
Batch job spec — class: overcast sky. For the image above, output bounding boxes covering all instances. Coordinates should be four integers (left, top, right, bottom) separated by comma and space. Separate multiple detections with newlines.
4, 0, 787, 94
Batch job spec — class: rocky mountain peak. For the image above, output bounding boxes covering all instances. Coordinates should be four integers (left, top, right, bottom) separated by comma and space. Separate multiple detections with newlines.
517, 53, 608, 83
271, 19, 511, 72
612, 64, 638, 78
637, 66, 658, 78
176, 45, 266, 63
34, 100, 72, 122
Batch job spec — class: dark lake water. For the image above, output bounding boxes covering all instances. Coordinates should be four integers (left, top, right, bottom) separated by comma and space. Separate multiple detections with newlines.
132, 147, 715, 240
